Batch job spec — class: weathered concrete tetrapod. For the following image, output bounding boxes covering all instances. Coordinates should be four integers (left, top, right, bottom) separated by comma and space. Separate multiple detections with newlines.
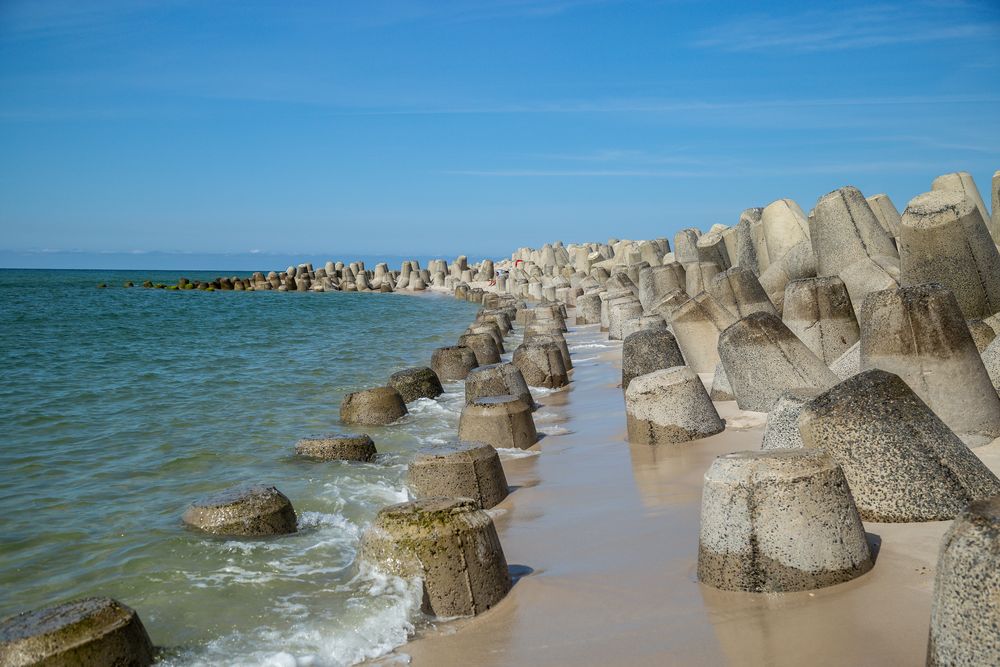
621, 328, 685, 391
431, 345, 479, 381
465, 362, 534, 409
575, 292, 604, 324
0, 597, 155, 667
638, 263, 686, 312
458, 395, 538, 450
671, 292, 737, 373
340, 386, 408, 425
388, 367, 444, 403
718, 311, 840, 412
927, 496, 1000, 666
358, 498, 511, 617
708, 266, 776, 319
295, 434, 377, 462
458, 332, 502, 366
182, 484, 298, 536
697, 449, 872, 592
798, 369, 1000, 522
931, 171, 991, 238
837, 254, 899, 321
607, 296, 644, 341
523, 332, 572, 371
761, 198, 810, 264
761, 389, 821, 450
513, 341, 569, 388
710, 362, 735, 401
782, 276, 859, 364
625, 366, 725, 445
860, 282, 1000, 444
407, 442, 509, 509
809, 185, 898, 277
899, 189, 1000, 319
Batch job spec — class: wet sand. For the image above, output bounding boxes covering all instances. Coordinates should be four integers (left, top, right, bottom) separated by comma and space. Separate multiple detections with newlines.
385, 315, 1000, 666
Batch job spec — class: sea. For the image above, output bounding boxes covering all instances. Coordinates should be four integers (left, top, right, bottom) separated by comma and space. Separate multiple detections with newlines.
0, 268, 526, 665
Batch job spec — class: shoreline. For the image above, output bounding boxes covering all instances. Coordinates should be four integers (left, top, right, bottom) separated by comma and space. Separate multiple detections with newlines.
384, 304, 1000, 667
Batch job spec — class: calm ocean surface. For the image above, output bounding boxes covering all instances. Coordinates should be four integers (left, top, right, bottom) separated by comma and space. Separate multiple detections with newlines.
0, 269, 494, 665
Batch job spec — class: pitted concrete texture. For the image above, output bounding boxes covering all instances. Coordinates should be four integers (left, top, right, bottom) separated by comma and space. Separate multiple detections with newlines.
696, 228, 731, 269
650, 289, 690, 323
761, 389, 821, 450
340, 386, 408, 425
798, 369, 1000, 522
458, 332, 502, 366
295, 433, 377, 462
407, 442, 509, 509
513, 341, 569, 388
638, 263, 686, 312
625, 366, 724, 445
899, 189, 1000, 319
810, 185, 898, 277
837, 254, 900, 321
718, 311, 839, 412
707, 266, 776, 319
866, 193, 902, 238
459, 395, 538, 450
575, 292, 604, 325
968, 319, 997, 352
0, 597, 155, 667
928, 496, 1000, 666
431, 345, 479, 381
709, 362, 735, 401
782, 276, 860, 364
465, 362, 534, 409
761, 198, 810, 265
607, 297, 644, 341
671, 292, 737, 373
697, 449, 872, 593
860, 283, 1000, 443
358, 498, 512, 618
467, 322, 505, 352
684, 262, 722, 297
829, 341, 861, 380
182, 484, 298, 536
983, 336, 1000, 394
522, 332, 572, 371
621, 328, 685, 391
931, 171, 991, 238
388, 367, 444, 403
622, 315, 666, 340
757, 239, 818, 314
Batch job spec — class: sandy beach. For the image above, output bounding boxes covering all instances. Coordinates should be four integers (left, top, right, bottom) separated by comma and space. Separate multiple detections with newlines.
383, 310, 1000, 667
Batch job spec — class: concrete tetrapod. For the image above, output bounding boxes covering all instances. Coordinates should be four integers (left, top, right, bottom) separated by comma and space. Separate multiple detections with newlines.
899, 189, 1000, 319
638, 263, 686, 312
782, 276, 859, 365
718, 311, 840, 412
295, 434, 377, 462
407, 442, 509, 509
607, 296, 643, 341
707, 266, 776, 319
465, 362, 535, 409
809, 185, 898, 277
671, 292, 737, 373
621, 328, 685, 391
522, 332, 572, 371
0, 597, 155, 667
358, 498, 511, 618
927, 496, 1000, 666
575, 292, 604, 325
431, 346, 479, 381
798, 370, 1000, 522
340, 386, 408, 425
860, 283, 1000, 445
459, 395, 538, 450
458, 332, 502, 366
625, 366, 725, 445
468, 323, 505, 353
931, 170, 991, 238
837, 254, 899, 321
513, 341, 569, 388
984, 337, 1000, 393
697, 449, 873, 593
182, 484, 298, 536
761, 389, 821, 450
388, 367, 444, 403
761, 198, 810, 265
710, 362, 735, 401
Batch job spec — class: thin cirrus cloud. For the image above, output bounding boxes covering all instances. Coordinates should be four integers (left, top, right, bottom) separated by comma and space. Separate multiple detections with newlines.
694, 2, 1000, 52
443, 160, 939, 178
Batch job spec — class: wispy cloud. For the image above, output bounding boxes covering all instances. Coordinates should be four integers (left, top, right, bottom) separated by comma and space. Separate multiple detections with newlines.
445, 160, 951, 178
694, 2, 1000, 52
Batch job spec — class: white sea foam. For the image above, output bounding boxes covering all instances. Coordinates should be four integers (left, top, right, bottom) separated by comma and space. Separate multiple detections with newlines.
495, 447, 540, 459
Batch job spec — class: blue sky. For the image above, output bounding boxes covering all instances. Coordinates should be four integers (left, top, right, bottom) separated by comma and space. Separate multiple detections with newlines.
1, 0, 999, 268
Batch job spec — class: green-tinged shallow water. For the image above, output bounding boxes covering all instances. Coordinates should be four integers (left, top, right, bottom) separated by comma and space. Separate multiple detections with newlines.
0, 269, 485, 665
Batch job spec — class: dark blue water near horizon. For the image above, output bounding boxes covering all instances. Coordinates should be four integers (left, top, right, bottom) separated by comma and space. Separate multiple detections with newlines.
0, 268, 484, 665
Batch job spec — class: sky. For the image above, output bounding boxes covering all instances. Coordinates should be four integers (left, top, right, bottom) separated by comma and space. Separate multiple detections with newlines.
1, 0, 999, 269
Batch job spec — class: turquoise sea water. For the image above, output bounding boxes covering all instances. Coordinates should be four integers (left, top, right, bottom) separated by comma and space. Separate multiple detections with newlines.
0, 269, 488, 665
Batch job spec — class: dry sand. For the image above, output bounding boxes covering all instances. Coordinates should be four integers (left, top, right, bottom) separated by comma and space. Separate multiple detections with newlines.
382, 314, 1000, 667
